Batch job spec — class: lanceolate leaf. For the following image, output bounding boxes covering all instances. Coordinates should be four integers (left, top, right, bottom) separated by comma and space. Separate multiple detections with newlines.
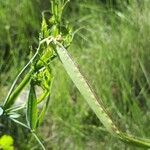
55, 42, 150, 148
38, 94, 51, 126
26, 83, 38, 130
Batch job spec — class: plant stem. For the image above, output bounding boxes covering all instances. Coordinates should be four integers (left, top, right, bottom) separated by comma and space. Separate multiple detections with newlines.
119, 133, 150, 148
32, 132, 46, 150
4, 71, 32, 109
11, 118, 46, 150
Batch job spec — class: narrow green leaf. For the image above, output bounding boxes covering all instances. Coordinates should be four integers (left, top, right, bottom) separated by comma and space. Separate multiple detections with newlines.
37, 94, 51, 126
26, 83, 38, 130
37, 77, 53, 126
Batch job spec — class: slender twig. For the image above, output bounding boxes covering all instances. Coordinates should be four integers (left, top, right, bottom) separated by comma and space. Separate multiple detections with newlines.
11, 118, 46, 150
32, 132, 46, 150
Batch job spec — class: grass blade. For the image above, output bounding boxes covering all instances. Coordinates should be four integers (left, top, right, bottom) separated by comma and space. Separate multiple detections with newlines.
38, 94, 51, 126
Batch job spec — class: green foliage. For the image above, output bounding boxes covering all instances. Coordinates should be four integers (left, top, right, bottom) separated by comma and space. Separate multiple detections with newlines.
0, 0, 150, 149
0, 135, 14, 150
47, 0, 150, 149
0, 0, 72, 149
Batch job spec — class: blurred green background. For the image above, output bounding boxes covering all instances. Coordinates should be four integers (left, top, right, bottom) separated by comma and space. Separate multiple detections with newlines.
0, 0, 150, 149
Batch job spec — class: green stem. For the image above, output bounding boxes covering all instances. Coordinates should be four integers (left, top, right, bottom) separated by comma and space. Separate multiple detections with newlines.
3, 71, 32, 109
11, 118, 46, 150
119, 133, 150, 148
32, 132, 46, 150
